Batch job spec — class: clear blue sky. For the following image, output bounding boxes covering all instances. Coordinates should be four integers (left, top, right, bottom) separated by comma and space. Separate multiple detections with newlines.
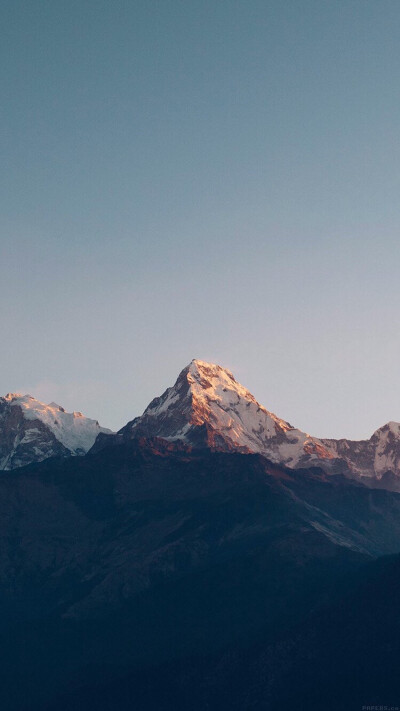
2, 0, 400, 438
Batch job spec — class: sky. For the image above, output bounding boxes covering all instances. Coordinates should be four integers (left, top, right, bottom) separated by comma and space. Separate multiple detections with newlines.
1, 0, 400, 438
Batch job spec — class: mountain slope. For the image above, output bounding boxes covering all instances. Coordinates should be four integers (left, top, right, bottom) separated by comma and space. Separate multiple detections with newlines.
51, 551, 400, 711
0, 439, 399, 709
0, 393, 112, 470
93, 359, 400, 485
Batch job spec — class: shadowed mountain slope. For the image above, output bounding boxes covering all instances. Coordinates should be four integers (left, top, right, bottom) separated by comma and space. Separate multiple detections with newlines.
0, 438, 399, 709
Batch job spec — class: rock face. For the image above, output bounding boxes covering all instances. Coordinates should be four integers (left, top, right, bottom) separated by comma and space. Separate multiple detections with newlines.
0, 393, 112, 470
93, 359, 400, 486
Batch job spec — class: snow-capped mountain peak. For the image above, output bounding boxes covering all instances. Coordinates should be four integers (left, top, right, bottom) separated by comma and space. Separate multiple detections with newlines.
0, 393, 112, 470
103, 358, 400, 486
117, 359, 334, 467
187, 359, 292, 433
185, 359, 296, 444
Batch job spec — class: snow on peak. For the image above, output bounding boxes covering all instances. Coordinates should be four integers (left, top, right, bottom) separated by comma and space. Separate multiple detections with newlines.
373, 421, 400, 437
368, 420, 400, 477
0, 393, 112, 457
127, 359, 333, 467
186, 359, 293, 435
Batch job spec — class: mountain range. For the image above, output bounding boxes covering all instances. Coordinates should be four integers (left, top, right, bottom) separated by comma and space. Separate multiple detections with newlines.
100, 359, 400, 486
4, 360, 400, 489
1, 360, 400, 710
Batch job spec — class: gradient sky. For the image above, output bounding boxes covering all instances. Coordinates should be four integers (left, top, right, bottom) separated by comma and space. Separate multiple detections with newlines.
2, 0, 400, 438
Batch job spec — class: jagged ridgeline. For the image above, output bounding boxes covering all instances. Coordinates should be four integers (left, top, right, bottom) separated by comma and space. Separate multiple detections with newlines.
3, 361, 400, 489
93, 359, 400, 490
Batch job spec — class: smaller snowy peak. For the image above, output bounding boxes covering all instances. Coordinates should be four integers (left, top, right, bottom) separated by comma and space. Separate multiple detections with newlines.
373, 421, 400, 438
0, 393, 113, 470
319, 419, 400, 481
370, 421, 400, 478
7, 394, 112, 453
